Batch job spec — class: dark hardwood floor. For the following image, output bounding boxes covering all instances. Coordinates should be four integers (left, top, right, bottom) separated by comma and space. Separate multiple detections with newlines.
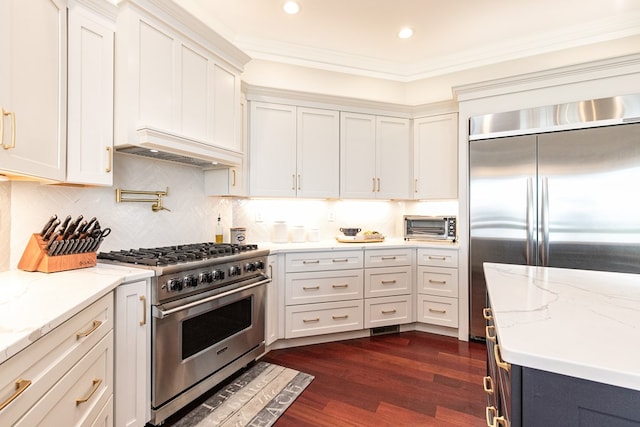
260, 331, 487, 426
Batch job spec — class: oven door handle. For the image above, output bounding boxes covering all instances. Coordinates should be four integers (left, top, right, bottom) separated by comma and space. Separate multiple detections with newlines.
152, 277, 271, 319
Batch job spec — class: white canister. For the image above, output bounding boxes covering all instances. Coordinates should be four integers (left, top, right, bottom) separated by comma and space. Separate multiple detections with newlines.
307, 228, 320, 242
272, 222, 288, 243
291, 226, 305, 243
230, 227, 246, 244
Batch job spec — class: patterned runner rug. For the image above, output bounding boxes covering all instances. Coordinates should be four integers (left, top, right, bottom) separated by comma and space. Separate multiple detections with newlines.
170, 362, 314, 427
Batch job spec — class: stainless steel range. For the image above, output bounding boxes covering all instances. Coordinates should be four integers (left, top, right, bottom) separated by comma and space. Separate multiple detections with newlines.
98, 242, 270, 426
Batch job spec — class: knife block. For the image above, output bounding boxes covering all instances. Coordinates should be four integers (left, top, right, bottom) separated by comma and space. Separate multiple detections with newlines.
18, 234, 97, 273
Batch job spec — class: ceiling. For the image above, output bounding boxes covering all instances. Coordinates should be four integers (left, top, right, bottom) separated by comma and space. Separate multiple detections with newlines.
172, 0, 640, 82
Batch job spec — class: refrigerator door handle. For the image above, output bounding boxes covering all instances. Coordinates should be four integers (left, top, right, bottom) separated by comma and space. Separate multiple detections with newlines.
541, 177, 550, 266
526, 177, 535, 265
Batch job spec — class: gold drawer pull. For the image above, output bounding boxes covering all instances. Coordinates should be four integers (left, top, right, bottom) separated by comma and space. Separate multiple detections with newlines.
381, 256, 397, 260
302, 260, 320, 264
494, 344, 511, 373
0, 379, 31, 411
76, 320, 102, 339
483, 307, 493, 320
483, 376, 494, 395
486, 325, 496, 342
381, 280, 397, 285
1, 108, 16, 150
485, 406, 497, 427
332, 284, 348, 289
381, 309, 397, 314
76, 379, 102, 405
428, 279, 447, 285
332, 258, 349, 263
140, 295, 147, 326
105, 146, 112, 173
332, 314, 348, 320
428, 256, 446, 261
302, 285, 320, 291
428, 308, 446, 314
302, 318, 320, 323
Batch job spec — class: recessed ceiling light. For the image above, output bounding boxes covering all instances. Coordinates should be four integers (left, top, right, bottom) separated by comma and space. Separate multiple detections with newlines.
283, 1, 300, 15
398, 27, 414, 39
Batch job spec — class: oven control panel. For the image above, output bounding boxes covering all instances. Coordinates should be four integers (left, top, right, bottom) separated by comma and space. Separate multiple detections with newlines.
156, 255, 268, 303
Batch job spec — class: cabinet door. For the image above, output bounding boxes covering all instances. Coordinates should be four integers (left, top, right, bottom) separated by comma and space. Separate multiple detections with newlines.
297, 108, 339, 198
213, 63, 241, 152
66, 6, 114, 185
413, 114, 458, 199
376, 116, 411, 199
249, 102, 296, 197
115, 280, 150, 427
179, 43, 210, 141
340, 112, 376, 198
0, 0, 66, 181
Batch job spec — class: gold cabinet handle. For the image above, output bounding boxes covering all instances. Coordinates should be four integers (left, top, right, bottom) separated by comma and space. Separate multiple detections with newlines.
381, 309, 397, 314
332, 314, 349, 320
494, 344, 511, 373
428, 308, 446, 314
231, 169, 237, 187
372, 177, 376, 192
292, 174, 296, 190
428, 279, 447, 285
483, 307, 493, 320
76, 320, 102, 339
486, 325, 496, 342
302, 318, 320, 323
76, 379, 102, 405
381, 256, 397, 260
303, 260, 320, 264
377, 177, 381, 192
485, 406, 497, 427
332, 258, 348, 263
428, 256, 447, 261
140, 295, 147, 326
0, 379, 31, 411
414, 178, 418, 193
332, 284, 349, 289
483, 376, 494, 395
302, 285, 320, 291
297, 174, 301, 190
1, 108, 16, 149
105, 146, 112, 173
381, 280, 397, 284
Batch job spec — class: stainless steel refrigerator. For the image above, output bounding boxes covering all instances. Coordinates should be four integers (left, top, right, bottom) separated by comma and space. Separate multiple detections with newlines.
469, 94, 640, 340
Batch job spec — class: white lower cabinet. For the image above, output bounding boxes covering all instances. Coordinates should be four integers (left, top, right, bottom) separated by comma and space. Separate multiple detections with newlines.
364, 248, 413, 328
0, 293, 114, 426
284, 250, 364, 338
114, 279, 150, 427
416, 248, 459, 328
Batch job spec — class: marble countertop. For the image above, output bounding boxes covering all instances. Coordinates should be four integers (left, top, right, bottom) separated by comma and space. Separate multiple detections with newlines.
483, 262, 640, 391
259, 238, 459, 253
0, 265, 154, 364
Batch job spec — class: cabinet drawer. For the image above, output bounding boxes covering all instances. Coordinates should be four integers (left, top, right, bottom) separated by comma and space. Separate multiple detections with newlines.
16, 332, 113, 426
417, 248, 458, 268
0, 293, 113, 425
285, 250, 363, 272
365, 295, 412, 328
364, 248, 412, 268
364, 266, 412, 298
285, 300, 363, 338
417, 266, 458, 297
286, 270, 363, 305
417, 295, 458, 328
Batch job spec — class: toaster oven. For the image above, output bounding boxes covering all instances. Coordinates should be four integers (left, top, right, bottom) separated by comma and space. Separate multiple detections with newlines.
404, 215, 457, 241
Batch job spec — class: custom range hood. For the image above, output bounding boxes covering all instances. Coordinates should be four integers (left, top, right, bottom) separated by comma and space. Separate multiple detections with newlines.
116, 127, 243, 169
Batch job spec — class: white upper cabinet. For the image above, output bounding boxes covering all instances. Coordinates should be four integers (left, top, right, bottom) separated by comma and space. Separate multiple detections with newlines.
413, 113, 458, 199
340, 113, 411, 199
249, 102, 339, 198
66, 1, 116, 186
115, 0, 249, 165
0, 0, 67, 181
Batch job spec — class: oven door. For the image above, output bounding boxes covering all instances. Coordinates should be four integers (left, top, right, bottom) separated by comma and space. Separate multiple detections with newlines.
151, 277, 268, 408
406, 217, 448, 240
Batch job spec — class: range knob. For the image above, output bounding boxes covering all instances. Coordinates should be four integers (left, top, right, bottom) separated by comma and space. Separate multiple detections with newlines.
167, 278, 183, 292
245, 262, 257, 272
229, 265, 241, 277
212, 269, 224, 281
199, 271, 213, 284
254, 260, 265, 270
183, 275, 198, 288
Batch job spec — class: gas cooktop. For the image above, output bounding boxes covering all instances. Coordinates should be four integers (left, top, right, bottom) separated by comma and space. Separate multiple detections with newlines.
97, 242, 260, 267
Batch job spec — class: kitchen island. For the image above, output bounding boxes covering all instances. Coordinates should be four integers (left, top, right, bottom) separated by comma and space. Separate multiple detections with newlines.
483, 262, 640, 426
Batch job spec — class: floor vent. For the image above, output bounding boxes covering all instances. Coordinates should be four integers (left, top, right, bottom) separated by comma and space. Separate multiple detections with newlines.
370, 325, 400, 336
